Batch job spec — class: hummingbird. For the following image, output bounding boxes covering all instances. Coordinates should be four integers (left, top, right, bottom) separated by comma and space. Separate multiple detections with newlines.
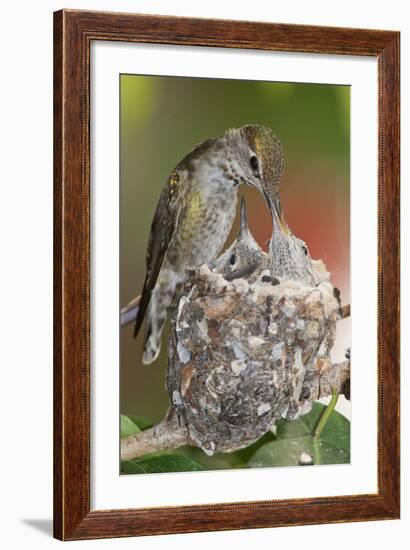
268, 192, 318, 286
212, 196, 269, 283
134, 124, 284, 364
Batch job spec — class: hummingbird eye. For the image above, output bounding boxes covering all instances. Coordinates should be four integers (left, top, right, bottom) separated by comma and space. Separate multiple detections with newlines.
229, 254, 236, 265
250, 155, 260, 177
302, 246, 308, 256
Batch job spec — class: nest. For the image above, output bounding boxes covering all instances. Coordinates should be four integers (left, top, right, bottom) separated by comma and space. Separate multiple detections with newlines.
167, 261, 341, 456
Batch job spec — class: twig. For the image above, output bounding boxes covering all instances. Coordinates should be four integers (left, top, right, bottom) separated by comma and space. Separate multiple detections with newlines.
340, 304, 350, 319
120, 295, 140, 327
121, 408, 188, 461
315, 359, 350, 400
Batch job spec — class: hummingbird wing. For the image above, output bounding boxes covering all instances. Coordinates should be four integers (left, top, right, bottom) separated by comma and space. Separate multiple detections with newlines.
133, 173, 180, 338
133, 137, 218, 339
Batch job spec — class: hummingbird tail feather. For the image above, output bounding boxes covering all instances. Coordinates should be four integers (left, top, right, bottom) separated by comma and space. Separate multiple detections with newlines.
142, 316, 165, 364
133, 287, 152, 338
140, 269, 179, 364
142, 337, 162, 365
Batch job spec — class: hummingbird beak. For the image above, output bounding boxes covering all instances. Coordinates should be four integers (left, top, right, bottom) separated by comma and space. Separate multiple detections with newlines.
238, 196, 249, 237
271, 193, 290, 235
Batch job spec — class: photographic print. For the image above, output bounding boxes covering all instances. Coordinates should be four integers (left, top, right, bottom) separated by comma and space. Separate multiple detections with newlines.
120, 74, 351, 474
54, 10, 400, 539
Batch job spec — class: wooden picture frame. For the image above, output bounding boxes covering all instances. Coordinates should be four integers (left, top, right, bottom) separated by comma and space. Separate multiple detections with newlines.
54, 9, 400, 540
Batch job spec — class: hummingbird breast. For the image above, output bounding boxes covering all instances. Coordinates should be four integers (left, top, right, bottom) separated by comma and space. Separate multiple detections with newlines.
167, 184, 238, 270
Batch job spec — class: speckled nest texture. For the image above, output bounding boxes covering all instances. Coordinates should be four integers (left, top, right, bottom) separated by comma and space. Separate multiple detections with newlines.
167, 264, 340, 455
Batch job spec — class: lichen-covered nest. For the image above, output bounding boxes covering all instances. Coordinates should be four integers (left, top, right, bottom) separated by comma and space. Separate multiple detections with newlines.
167, 264, 340, 455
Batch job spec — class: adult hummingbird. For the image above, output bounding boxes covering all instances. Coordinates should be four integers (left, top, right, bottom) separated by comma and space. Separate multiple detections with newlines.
134, 124, 284, 364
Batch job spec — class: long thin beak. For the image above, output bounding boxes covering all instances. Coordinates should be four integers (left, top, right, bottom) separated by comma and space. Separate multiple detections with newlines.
238, 196, 249, 237
271, 193, 290, 235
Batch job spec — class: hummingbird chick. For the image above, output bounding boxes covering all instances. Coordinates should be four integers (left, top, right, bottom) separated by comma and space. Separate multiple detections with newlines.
212, 196, 269, 283
134, 125, 284, 364
268, 194, 319, 286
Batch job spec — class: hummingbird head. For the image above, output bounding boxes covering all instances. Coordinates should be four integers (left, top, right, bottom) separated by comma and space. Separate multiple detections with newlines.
269, 194, 316, 286
213, 197, 262, 278
224, 125, 284, 206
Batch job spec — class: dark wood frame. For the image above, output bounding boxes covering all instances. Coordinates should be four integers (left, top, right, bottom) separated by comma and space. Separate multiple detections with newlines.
54, 9, 400, 541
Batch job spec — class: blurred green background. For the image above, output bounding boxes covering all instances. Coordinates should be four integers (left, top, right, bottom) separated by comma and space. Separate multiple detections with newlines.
120, 74, 350, 434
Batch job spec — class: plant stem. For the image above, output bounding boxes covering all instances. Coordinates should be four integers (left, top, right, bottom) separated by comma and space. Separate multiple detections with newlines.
121, 409, 188, 461
314, 388, 339, 438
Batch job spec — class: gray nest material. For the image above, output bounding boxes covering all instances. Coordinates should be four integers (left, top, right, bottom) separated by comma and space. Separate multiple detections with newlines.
167, 261, 340, 456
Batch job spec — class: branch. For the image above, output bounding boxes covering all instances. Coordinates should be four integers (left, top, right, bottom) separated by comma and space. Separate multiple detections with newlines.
121, 408, 188, 461
313, 358, 350, 401
340, 304, 350, 319
120, 295, 140, 327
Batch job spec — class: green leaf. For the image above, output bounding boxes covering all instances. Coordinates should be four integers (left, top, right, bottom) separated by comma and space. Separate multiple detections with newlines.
120, 415, 141, 438
231, 431, 276, 465
248, 402, 350, 468
172, 445, 237, 470
121, 455, 206, 474
128, 415, 154, 430
121, 460, 146, 474
276, 402, 350, 451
